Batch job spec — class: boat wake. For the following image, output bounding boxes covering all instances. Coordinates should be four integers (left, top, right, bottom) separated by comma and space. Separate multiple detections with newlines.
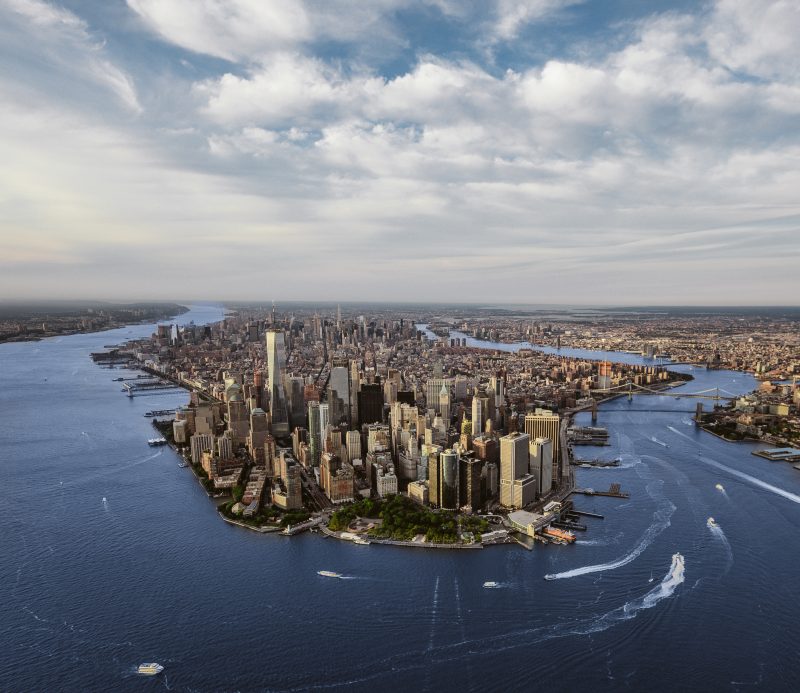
289, 555, 687, 691
698, 455, 800, 505
544, 498, 676, 580
650, 436, 669, 448
715, 483, 730, 501
666, 425, 693, 442
619, 553, 685, 615
707, 518, 733, 569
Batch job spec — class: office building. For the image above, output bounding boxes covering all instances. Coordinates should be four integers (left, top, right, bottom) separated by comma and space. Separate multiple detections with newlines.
266, 330, 289, 436
358, 382, 383, 426
190, 432, 214, 466
459, 457, 483, 511
438, 449, 460, 510
524, 409, 561, 468
499, 432, 529, 507
329, 366, 350, 427
530, 437, 554, 497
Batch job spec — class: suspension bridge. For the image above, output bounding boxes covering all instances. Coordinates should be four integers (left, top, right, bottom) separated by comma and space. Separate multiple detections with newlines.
595, 381, 739, 402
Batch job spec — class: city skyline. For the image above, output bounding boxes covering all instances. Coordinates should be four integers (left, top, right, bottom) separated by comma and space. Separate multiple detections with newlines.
1, 0, 799, 303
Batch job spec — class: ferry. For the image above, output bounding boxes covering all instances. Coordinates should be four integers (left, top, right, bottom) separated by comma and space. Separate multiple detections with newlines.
318, 570, 343, 579
147, 437, 167, 446
137, 663, 164, 676
542, 526, 576, 544
483, 581, 499, 588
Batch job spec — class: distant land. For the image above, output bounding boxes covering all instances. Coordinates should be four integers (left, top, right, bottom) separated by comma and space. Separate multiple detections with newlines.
0, 301, 188, 343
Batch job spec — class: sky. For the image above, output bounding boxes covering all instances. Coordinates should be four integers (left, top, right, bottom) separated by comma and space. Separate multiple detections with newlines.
0, 0, 798, 305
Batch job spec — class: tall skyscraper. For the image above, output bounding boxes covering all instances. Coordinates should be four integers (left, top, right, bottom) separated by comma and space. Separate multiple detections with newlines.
530, 437, 553, 497
524, 409, 561, 468
459, 457, 483, 511
439, 383, 451, 423
438, 449, 460, 510
358, 382, 383, 426
426, 377, 449, 415
471, 396, 484, 438
328, 366, 350, 427
266, 330, 289, 437
499, 432, 529, 507
307, 401, 321, 467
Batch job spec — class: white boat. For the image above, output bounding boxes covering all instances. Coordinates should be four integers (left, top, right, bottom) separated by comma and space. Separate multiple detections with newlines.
318, 570, 343, 579
147, 437, 167, 446
353, 537, 370, 545
137, 663, 164, 675
483, 581, 499, 588
707, 517, 719, 528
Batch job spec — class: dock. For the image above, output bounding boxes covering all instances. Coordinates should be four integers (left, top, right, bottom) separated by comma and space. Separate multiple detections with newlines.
571, 457, 620, 467
570, 509, 605, 519
571, 483, 629, 499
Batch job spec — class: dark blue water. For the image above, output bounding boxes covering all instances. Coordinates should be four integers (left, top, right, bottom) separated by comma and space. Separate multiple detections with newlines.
2, 311, 799, 691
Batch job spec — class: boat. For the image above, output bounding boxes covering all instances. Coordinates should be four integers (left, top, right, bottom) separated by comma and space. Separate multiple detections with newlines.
715, 483, 725, 492
707, 517, 719, 528
483, 581, 499, 588
353, 537, 370, 545
178, 462, 188, 468
542, 526, 576, 544
147, 437, 167, 446
137, 663, 164, 676
317, 570, 343, 579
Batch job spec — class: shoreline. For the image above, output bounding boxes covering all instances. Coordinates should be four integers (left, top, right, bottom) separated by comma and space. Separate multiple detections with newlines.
0, 306, 190, 346
123, 321, 753, 552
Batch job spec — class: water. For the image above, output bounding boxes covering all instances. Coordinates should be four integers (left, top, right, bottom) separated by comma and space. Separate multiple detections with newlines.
2, 312, 799, 690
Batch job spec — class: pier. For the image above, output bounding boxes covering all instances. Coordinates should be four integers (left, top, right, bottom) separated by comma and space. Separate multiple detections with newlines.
571, 483, 630, 499
122, 380, 181, 397
571, 457, 620, 467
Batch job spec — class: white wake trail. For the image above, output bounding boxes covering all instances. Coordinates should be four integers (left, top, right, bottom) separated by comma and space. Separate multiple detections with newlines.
667, 425, 693, 441
707, 518, 733, 568
699, 456, 800, 505
545, 499, 676, 580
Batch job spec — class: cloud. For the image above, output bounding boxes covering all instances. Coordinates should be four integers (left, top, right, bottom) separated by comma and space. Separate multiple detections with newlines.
705, 0, 800, 82
0, 0, 798, 303
491, 0, 584, 41
1, 0, 141, 112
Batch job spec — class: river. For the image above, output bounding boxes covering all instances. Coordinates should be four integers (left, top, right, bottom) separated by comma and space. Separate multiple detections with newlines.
1, 310, 798, 691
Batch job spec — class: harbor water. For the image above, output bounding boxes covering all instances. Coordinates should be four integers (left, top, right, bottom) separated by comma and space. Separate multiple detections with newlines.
1, 309, 798, 691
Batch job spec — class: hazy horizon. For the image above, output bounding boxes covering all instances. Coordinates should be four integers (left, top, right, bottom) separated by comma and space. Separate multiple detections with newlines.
1, 0, 798, 303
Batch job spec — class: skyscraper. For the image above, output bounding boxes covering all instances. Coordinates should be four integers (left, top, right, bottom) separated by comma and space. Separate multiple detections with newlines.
439, 383, 451, 423
459, 457, 483, 511
438, 449, 459, 510
307, 401, 321, 467
524, 409, 561, 468
530, 437, 553, 497
499, 432, 529, 507
328, 366, 350, 427
266, 330, 289, 437
471, 396, 484, 438
358, 382, 383, 426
